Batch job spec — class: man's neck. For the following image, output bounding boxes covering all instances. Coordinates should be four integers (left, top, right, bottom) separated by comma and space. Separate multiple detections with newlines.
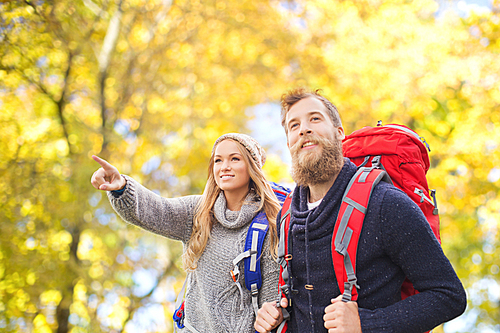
307, 161, 344, 203
308, 178, 335, 203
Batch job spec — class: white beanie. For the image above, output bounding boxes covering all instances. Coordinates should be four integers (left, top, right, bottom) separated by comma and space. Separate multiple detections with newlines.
212, 133, 266, 169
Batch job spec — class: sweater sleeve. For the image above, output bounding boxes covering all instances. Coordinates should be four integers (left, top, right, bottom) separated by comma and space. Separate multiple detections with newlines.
107, 175, 201, 243
358, 187, 467, 333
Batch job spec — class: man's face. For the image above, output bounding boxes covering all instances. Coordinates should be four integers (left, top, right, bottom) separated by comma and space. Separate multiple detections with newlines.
285, 97, 344, 153
285, 97, 345, 187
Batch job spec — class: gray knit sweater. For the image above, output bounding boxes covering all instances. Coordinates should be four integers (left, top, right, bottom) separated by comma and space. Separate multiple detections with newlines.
107, 175, 279, 332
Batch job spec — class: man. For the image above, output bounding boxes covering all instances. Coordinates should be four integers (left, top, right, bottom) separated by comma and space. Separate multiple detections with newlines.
255, 88, 466, 333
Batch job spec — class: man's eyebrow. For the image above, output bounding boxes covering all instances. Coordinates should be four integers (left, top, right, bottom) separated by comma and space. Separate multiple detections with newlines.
287, 116, 298, 125
287, 110, 325, 124
308, 110, 325, 116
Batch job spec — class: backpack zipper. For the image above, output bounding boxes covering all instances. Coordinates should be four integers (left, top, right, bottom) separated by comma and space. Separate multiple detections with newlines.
414, 188, 435, 206
384, 124, 431, 152
430, 189, 439, 215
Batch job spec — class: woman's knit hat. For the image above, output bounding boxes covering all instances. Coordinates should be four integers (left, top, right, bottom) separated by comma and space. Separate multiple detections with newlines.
213, 133, 266, 169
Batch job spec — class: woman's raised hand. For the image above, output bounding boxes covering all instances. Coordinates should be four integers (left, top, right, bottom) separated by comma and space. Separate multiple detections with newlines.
91, 155, 127, 191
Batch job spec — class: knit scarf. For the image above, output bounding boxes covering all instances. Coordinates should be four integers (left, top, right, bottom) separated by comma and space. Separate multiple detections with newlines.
213, 190, 261, 229
287, 159, 357, 292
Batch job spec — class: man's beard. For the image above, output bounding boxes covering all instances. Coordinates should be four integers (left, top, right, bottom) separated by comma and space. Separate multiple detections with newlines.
290, 135, 344, 187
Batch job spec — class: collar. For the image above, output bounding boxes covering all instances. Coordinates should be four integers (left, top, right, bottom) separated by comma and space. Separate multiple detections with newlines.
213, 190, 260, 229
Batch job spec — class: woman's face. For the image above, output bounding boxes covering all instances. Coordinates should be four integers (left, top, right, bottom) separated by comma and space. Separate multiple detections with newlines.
213, 140, 251, 197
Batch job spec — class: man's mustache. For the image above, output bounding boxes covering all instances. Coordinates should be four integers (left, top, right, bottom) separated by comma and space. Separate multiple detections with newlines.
290, 135, 322, 152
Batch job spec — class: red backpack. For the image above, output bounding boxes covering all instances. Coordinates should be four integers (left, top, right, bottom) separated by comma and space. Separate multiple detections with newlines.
276, 123, 440, 332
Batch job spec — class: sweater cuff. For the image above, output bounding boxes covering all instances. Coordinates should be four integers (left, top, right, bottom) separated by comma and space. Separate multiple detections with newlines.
110, 175, 127, 197
107, 175, 136, 208
358, 307, 391, 332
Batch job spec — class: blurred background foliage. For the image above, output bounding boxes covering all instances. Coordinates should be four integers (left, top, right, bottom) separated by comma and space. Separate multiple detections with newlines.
0, 0, 499, 332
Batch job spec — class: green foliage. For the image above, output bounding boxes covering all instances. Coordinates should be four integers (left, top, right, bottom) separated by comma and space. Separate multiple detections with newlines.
1, 0, 499, 332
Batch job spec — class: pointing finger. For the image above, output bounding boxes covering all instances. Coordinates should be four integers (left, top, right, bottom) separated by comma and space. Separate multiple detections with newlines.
92, 155, 114, 170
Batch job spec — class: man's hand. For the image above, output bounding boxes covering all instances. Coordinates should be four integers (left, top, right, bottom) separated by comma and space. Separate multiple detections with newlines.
255, 298, 287, 333
323, 295, 361, 333
90, 155, 126, 191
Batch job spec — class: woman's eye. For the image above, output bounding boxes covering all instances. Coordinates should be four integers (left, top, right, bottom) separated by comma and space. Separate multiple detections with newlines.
215, 159, 222, 163
232, 157, 240, 161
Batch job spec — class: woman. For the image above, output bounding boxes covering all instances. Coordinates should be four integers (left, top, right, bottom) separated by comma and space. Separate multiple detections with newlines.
90, 133, 285, 332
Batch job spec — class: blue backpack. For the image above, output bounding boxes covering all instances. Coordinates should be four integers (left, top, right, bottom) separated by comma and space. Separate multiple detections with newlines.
173, 182, 290, 331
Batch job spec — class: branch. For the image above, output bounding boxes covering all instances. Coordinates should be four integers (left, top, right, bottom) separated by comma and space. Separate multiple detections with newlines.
26, 0, 67, 43
122, 260, 182, 330
98, 2, 123, 73
98, 0, 124, 151
82, 0, 101, 16
23, 0, 41, 16
3, 48, 73, 155
56, 51, 74, 142
0, 29, 59, 101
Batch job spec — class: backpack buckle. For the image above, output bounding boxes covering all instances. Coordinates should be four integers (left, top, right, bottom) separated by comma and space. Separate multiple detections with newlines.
371, 155, 381, 168
280, 283, 290, 297
342, 282, 354, 302
251, 284, 259, 296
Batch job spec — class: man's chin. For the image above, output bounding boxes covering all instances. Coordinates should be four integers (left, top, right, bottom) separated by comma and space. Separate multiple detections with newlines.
291, 139, 343, 187
297, 146, 321, 159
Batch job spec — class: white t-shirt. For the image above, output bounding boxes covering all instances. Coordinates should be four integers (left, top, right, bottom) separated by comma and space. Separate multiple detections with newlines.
307, 197, 322, 210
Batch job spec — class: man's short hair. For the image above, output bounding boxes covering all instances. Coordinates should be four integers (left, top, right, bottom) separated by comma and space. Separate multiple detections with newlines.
280, 88, 342, 134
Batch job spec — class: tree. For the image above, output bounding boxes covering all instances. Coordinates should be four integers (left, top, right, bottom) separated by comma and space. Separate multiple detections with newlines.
1, 0, 499, 331
0, 0, 298, 332
278, 0, 499, 330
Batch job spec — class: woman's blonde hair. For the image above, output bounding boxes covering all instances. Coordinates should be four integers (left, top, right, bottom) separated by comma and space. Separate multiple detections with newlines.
182, 139, 281, 271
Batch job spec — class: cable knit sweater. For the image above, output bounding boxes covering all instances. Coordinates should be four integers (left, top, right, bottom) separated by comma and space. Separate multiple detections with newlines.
107, 175, 279, 332
280, 159, 466, 333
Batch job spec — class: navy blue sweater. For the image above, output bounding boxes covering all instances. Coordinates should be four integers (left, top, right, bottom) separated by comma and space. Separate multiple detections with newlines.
279, 159, 466, 333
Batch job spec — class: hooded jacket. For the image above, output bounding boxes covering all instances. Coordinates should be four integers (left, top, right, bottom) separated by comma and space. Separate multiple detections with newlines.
281, 159, 466, 333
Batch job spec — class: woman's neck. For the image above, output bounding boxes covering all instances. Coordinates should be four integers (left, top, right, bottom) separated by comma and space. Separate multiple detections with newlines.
224, 189, 249, 211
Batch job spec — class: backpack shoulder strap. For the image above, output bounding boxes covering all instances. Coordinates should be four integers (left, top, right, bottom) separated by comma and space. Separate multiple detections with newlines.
230, 211, 269, 316
276, 193, 293, 333
278, 193, 292, 299
230, 184, 291, 317
244, 211, 269, 314
178, 184, 291, 327
332, 167, 388, 302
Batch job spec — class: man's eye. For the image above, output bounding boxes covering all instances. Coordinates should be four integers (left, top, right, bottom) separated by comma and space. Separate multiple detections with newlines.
290, 123, 298, 129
